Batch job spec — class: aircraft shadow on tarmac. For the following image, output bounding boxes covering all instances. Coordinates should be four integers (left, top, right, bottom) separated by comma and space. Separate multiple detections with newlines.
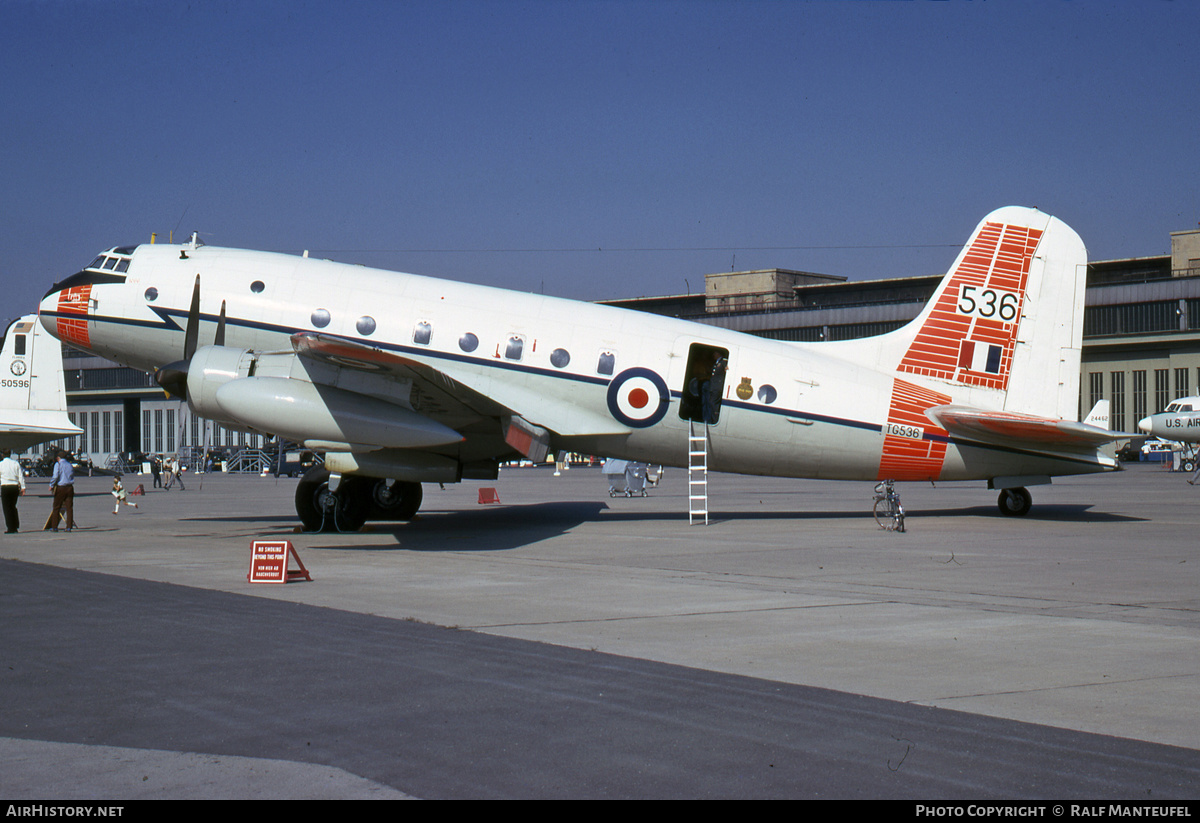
308, 501, 613, 552
285, 498, 1142, 553
905, 504, 1144, 522
181, 499, 1143, 553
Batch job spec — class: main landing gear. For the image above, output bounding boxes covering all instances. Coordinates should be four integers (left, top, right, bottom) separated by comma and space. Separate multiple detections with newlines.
996, 486, 1032, 517
295, 466, 424, 532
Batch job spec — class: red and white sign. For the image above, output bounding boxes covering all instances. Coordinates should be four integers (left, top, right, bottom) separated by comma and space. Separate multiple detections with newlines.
248, 540, 312, 584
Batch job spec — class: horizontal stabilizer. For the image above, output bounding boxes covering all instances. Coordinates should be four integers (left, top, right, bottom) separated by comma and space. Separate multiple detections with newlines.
927, 405, 1133, 450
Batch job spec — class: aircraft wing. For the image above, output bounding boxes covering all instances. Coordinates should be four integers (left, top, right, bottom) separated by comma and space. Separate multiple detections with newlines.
291, 333, 630, 438
292, 332, 510, 422
927, 405, 1132, 450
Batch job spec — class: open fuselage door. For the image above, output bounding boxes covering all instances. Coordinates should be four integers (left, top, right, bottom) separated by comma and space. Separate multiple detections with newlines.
678, 342, 729, 426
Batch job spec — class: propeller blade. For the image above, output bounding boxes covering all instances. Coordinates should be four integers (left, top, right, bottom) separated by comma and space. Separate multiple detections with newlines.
155, 360, 190, 400
215, 300, 227, 347
184, 274, 201, 360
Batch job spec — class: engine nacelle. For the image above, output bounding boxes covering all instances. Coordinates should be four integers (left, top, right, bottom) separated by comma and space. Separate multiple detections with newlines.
183, 346, 464, 450
186, 345, 258, 431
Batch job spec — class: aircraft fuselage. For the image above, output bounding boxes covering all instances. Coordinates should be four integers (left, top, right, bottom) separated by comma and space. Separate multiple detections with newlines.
39, 228, 1115, 492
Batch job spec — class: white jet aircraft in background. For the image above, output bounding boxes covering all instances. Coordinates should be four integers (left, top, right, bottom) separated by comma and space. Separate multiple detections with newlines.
1138, 397, 1200, 445
0, 314, 81, 451
1138, 397, 1200, 477
39, 206, 1124, 530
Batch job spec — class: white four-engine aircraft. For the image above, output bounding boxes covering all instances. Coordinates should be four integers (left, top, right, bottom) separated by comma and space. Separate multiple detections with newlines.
39, 206, 1123, 530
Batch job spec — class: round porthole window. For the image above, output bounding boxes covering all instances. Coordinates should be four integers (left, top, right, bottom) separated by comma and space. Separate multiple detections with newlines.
459, 332, 479, 353
550, 348, 570, 368
144, 287, 158, 302
250, 280, 265, 294
311, 308, 331, 328
357, 316, 376, 336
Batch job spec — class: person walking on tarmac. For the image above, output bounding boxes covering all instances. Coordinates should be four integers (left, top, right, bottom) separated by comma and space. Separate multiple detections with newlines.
0, 449, 25, 533
47, 451, 77, 532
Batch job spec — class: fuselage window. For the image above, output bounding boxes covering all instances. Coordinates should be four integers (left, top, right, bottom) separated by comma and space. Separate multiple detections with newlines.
413, 321, 433, 345
459, 332, 479, 353
357, 316, 377, 336
14, 335, 25, 357
311, 308, 331, 328
757, 384, 777, 404
550, 348, 570, 368
505, 335, 524, 361
144, 287, 158, 302
250, 280, 265, 294
597, 351, 615, 376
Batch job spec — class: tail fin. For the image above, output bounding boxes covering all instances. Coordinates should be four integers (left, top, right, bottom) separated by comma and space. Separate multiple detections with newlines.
0, 314, 81, 451
1083, 399, 1110, 430
860, 207, 1087, 420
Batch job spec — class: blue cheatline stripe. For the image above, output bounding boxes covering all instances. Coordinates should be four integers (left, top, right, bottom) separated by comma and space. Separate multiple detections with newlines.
43, 309, 1107, 469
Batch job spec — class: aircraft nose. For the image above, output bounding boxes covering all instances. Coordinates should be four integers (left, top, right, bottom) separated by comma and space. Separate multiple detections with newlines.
38, 287, 64, 334
1137, 416, 1152, 434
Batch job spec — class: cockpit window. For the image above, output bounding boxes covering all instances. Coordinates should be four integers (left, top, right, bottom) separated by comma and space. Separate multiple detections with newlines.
86, 248, 134, 272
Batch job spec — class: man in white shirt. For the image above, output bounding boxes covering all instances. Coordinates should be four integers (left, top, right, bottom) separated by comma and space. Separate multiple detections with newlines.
0, 449, 26, 534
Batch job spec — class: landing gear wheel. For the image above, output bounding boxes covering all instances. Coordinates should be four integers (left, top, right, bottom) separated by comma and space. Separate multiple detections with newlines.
997, 487, 1032, 517
1182, 459, 1196, 473
367, 479, 423, 521
295, 466, 368, 532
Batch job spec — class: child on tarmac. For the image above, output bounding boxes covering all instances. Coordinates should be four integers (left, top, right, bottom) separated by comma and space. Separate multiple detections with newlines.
111, 476, 139, 514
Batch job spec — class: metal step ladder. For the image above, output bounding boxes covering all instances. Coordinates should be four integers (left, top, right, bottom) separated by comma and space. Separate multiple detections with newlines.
688, 420, 708, 525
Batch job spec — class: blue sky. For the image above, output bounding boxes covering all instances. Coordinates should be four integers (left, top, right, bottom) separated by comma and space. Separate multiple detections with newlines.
3, 0, 1197, 325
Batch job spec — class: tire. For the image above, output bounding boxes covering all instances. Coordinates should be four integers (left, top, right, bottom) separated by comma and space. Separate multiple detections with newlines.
873, 496, 905, 531
997, 487, 1032, 517
366, 479, 423, 521
1182, 459, 1196, 473
295, 466, 368, 532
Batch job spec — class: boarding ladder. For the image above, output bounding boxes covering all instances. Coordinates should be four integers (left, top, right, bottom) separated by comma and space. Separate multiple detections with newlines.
688, 420, 709, 525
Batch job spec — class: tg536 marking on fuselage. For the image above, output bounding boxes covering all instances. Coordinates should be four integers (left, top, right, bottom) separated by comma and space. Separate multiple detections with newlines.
39, 206, 1124, 529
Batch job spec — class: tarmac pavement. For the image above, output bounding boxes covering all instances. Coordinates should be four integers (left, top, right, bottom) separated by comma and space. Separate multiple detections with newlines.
1, 462, 1198, 798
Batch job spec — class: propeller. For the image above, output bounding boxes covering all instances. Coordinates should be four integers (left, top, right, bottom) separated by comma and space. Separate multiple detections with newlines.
183, 274, 200, 360
155, 276, 227, 400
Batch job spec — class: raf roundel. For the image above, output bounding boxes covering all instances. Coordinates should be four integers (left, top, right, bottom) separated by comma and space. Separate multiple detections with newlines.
606, 368, 670, 428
